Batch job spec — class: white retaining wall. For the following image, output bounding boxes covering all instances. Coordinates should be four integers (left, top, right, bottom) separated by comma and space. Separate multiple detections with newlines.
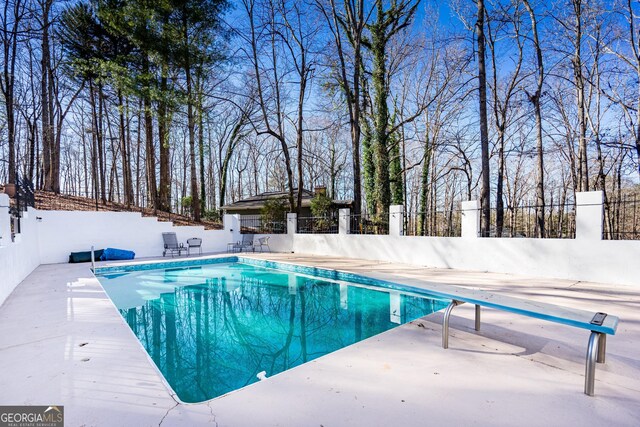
0, 195, 41, 306
290, 234, 639, 286
33, 211, 293, 264
288, 191, 640, 287
36, 210, 238, 264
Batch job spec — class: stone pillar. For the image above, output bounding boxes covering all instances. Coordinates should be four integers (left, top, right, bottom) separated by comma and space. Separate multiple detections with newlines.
287, 212, 297, 234
389, 205, 404, 236
576, 191, 603, 241
0, 194, 10, 246
339, 208, 350, 235
223, 214, 241, 244
461, 200, 480, 238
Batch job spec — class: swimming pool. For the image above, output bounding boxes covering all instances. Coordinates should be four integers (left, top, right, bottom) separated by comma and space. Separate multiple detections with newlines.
95, 257, 449, 403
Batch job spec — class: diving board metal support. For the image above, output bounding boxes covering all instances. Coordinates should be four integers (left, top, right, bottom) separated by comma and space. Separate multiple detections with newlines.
91, 245, 95, 271
443, 302, 610, 396
585, 332, 608, 396
585, 331, 605, 396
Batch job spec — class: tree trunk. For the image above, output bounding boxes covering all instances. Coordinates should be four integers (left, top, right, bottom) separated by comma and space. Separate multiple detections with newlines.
572, 0, 589, 191
41, 0, 53, 191
219, 114, 247, 209
361, 98, 375, 214
0, 0, 24, 184
184, 46, 201, 221
198, 89, 206, 215
295, 63, 307, 214
89, 81, 99, 203
135, 99, 142, 206
477, 0, 491, 237
371, 0, 391, 217
389, 134, 403, 205
118, 91, 134, 207
327, 0, 364, 214
418, 130, 432, 236
158, 71, 171, 212
143, 58, 158, 211
496, 131, 505, 237
97, 85, 106, 204
5, 89, 16, 184
27, 121, 36, 182
524, 0, 545, 237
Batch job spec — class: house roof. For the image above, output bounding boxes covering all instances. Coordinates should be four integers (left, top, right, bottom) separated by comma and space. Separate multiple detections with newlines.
221, 189, 352, 212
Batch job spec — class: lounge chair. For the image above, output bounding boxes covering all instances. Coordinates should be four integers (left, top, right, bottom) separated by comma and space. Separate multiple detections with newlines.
162, 232, 185, 257
232, 234, 255, 253
187, 237, 202, 256
254, 236, 271, 252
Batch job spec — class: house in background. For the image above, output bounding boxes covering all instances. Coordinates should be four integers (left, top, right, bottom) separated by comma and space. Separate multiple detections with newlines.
221, 187, 353, 217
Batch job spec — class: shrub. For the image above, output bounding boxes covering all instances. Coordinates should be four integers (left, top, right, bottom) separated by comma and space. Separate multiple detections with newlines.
181, 196, 192, 216
203, 208, 221, 222
261, 197, 288, 232
310, 192, 332, 217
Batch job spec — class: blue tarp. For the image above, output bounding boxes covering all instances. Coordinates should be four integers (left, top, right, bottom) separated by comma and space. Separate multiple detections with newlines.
100, 248, 136, 261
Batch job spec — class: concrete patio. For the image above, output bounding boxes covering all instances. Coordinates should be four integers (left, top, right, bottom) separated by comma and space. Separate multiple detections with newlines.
0, 253, 638, 426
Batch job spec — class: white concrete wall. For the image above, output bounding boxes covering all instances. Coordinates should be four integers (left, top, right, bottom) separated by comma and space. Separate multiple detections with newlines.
252, 233, 293, 253
33, 210, 293, 263
286, 194, 640, 287
289, 234, 639, 286
0, 194, 41, 306
36, 210, 236, 264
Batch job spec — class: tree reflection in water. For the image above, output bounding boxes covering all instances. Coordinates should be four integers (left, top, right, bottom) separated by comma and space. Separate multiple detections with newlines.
119, 264, 448, 403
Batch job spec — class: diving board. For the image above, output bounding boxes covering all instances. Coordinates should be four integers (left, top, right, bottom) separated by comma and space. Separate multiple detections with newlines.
428, 283, 618, 397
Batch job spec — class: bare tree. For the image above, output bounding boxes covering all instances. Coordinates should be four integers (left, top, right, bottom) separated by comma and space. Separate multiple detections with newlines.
601, 0, 640, 180
279, 0, 318, 212
570, 0, 589, 191
0, 0, 27, 184
318, 0, 369, 214
523, 0, 546, 237
477, 0, 491, 236
487, 0, 525, 236
242, 0, 296, 211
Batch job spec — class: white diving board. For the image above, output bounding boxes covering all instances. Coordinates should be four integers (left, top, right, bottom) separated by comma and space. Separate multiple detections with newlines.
419, 281, 619, 397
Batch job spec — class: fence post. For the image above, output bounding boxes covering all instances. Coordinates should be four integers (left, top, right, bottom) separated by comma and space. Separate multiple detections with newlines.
287, 212, 297, 235
461, 200, 480, 238
576, 191, 603, 240
0, 194, 10, 246
339, 208, 350, 235
389, 205, 404, 236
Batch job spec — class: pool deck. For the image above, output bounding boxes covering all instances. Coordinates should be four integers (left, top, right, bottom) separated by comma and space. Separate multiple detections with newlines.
0, 252, 639, 426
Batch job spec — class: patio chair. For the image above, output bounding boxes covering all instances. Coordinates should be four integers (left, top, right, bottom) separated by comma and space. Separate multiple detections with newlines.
187, 237, 202, 256
162, 232, 185, 257
254, 236, 271, 252
232, 234, 255, 253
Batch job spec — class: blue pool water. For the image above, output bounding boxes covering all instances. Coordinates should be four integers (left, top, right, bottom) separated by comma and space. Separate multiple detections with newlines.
95, 258, 448, 403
